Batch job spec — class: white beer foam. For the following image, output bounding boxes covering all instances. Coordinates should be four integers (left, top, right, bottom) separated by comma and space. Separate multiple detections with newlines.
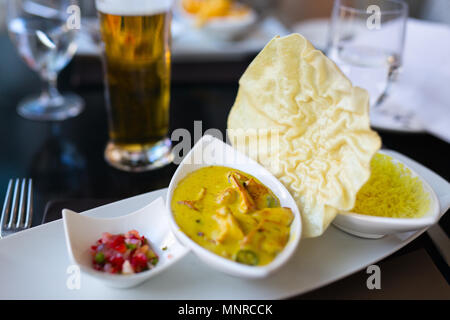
96, 0, 172, 16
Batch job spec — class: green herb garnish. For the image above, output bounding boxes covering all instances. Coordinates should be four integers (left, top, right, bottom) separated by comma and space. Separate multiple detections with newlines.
234, 250, 259, 266
95, 252, 105, 264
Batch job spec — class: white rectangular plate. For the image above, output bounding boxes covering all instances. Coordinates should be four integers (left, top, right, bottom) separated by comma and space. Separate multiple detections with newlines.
0, 150, 449, 299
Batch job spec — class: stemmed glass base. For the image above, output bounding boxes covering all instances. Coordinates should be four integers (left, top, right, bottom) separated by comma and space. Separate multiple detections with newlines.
105, 137, 173, 172
17, 92, 84, 121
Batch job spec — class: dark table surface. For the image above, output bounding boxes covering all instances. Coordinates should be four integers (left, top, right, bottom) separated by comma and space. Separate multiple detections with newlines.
0, 33, 449, 298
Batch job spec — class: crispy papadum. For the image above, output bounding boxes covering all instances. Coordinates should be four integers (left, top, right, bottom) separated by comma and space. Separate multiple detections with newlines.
227, 34, 381, 238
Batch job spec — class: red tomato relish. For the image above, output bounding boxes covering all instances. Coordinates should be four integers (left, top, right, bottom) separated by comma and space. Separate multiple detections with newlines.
90, 230, 158, 274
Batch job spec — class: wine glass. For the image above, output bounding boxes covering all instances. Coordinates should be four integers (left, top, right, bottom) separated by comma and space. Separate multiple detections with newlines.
326, 0, 415, 128
7, 0, 84, 121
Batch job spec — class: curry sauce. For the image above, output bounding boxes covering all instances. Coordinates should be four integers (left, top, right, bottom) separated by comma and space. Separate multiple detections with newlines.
171, 166, 293, 266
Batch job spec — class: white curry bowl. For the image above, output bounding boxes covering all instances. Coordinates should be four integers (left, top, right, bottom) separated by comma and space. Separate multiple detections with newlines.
62, 197, 190, 288
166, 135, 302, 278
333, 150, 440, 239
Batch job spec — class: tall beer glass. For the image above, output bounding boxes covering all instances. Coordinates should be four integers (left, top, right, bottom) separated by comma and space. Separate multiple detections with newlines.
96, 0, 173, 171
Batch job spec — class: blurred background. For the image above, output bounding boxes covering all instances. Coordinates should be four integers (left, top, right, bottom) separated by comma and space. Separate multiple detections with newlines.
1, 0, 448, 73
0, 0, 449, 80
1, 0, 450, 30
0, 0, 448, 298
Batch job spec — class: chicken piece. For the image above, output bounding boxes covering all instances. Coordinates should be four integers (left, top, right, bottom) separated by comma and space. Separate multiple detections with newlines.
216, 187, 236, 205
212, 207, 244, 243
227, 172, 255, 213
258, 220, 290, 255
241, 223, 265, 248
217, 204, 258, 234
251, 207, 294, 226
242, 219, 289, 255
230, 210, 259, 233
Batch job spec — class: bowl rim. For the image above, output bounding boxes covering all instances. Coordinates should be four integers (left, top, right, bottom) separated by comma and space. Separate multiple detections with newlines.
337, 150, 440, 227
62, 197, 190, 282
165, 135, 302, 278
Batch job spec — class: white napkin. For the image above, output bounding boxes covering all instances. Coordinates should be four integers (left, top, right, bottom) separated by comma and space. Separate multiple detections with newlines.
380, 18, 450, 142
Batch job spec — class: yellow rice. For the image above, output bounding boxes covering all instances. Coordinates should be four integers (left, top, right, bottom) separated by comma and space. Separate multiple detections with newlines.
353, 153, 430, 218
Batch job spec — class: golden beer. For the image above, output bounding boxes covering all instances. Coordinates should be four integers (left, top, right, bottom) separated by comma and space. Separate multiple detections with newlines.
97, 0, 173, 171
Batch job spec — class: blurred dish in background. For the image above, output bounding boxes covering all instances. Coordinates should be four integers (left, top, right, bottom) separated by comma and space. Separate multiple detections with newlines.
175, 0, 257, 40
171, 16, 288, 61
181, 0, 250, 26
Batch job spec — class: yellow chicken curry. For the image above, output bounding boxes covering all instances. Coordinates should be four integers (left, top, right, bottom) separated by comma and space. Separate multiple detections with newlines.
171, 166, 294, 266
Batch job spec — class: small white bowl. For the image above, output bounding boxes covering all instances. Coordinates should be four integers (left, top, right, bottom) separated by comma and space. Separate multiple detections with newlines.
176, 2, 258, 40
333, 151, 440, 239
62, 197, 189, 288
166, 135, 302, 278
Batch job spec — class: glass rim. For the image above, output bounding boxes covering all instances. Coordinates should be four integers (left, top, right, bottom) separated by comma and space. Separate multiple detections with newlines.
336, 0, 408, 15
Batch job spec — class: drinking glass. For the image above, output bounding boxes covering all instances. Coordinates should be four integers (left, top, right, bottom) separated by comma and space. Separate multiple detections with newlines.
327, 0, 407, 109
96, 0, 173, 172
7, 0, 84, 121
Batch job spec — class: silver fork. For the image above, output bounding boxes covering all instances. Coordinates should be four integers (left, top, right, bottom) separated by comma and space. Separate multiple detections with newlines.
0, 179, 33, 238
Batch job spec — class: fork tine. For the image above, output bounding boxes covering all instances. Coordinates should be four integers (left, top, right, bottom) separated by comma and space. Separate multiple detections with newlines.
7, 179, 20, 230
24, 179, 33, 229
16, 179, 27, 229
1, 179, 13, 230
